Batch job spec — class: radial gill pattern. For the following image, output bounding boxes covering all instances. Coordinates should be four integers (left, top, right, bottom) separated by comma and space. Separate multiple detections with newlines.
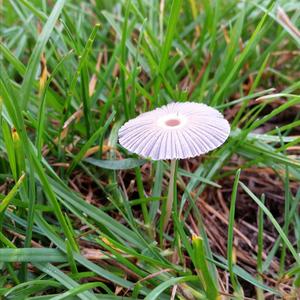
118, 102, 230, 160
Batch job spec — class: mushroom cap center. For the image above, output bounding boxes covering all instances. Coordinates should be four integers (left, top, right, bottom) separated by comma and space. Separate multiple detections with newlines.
157, 113, 187, 129
165, 119, 181, 127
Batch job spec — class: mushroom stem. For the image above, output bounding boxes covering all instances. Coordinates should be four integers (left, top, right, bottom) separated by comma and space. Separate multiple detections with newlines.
163, 159, 177, 231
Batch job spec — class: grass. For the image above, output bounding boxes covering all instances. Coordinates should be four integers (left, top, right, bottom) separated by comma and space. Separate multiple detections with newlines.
0, 0, 300, 299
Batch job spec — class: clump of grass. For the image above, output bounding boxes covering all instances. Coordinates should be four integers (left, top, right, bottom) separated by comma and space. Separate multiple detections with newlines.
0, 0, 299, 299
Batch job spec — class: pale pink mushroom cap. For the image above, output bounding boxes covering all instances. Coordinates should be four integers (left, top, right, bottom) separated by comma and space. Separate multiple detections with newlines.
118, 102, 230, 160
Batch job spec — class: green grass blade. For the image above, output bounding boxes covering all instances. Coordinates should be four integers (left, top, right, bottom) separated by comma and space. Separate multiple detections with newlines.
20, 0, 66, 109
227, 169, 243, 297
0, 173, 25, 213
0, 248, 67, 263
154, 0, 182, 106
240, 181, 300, 265
84, 157, 147, 170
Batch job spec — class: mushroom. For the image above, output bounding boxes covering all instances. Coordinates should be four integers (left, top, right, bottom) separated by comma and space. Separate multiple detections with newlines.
118, 102, 230, 231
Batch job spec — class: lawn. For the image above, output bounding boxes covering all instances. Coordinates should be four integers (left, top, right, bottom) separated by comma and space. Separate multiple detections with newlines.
0, 0, 300, 299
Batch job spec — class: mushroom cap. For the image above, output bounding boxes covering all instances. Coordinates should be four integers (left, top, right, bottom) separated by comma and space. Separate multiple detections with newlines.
118, 102, 230, 160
